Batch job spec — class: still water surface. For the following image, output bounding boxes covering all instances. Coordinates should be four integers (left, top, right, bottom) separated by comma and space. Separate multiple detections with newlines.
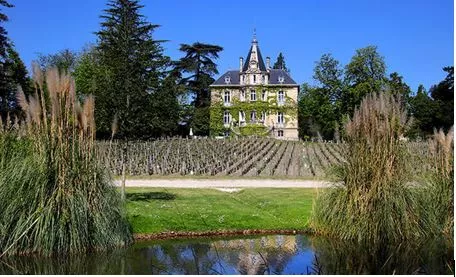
0, 234, 453, 274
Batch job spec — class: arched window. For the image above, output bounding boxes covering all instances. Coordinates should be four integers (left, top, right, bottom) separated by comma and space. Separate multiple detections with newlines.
278, 130, 284, 137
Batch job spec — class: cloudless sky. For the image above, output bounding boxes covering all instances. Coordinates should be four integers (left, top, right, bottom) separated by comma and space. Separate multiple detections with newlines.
6, 0, 454, 92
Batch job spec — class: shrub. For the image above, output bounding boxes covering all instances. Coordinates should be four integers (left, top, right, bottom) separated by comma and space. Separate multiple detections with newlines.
0, 65, 132, 256
311, 93, 426, 244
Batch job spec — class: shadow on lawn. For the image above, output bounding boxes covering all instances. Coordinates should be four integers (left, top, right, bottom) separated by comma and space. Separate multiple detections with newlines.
126, 192, 176, 201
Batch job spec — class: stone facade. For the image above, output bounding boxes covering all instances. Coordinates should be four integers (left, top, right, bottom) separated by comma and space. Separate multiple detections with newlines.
209, 35, 299, 140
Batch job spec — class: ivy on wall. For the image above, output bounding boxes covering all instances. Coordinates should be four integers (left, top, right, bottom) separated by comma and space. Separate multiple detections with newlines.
209, 86, 298, 137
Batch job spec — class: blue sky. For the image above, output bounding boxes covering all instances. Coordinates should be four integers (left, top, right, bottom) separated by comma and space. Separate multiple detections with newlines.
6, 0, 454, 92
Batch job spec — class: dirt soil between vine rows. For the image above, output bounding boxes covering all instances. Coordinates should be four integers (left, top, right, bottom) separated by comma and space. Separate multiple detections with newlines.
114, 178, 332, 188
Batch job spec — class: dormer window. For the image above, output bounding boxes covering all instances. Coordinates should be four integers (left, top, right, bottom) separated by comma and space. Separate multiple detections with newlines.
224, 76, 231, 84
278, 76, 285, 83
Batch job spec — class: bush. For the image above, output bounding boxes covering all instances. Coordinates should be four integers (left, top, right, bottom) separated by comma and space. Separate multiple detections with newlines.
0, 66, 132, 256
311, 93, 427, 244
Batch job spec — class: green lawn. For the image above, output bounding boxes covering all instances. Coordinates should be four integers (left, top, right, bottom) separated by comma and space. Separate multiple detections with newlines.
126, 188, 319, 234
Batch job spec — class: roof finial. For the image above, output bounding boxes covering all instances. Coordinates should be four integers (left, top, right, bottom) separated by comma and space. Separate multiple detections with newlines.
252, 28, 257, 43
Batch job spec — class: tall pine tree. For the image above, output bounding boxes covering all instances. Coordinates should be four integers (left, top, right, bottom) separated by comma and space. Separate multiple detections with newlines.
95, 0, 169, 138
0, 1, 31, 118
273, 52, 289, 72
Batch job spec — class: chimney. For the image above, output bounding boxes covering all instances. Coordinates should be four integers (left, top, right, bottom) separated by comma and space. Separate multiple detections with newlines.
239, 57, 243, 72
266, 57, 270, 70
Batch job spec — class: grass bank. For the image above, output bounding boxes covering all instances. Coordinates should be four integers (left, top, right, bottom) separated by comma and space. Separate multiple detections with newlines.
125, 188, 318, 234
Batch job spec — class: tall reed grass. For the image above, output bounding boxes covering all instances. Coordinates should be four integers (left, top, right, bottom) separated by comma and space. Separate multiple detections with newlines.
311, 93, 426, 244
422, 127, 454, 238
0, 65, 132, 256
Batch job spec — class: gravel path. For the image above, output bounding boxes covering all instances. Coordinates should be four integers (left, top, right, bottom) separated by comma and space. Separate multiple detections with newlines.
114, 178, 332, 188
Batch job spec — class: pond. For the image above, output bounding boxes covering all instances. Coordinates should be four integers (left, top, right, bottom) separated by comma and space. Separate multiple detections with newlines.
0, 234, 453, 275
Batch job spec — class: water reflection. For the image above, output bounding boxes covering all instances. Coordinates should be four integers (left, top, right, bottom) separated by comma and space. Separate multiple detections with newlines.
0, 234, 453, 275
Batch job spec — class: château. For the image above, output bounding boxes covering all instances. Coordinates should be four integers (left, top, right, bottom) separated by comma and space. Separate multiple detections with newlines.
209, 34, 299, 139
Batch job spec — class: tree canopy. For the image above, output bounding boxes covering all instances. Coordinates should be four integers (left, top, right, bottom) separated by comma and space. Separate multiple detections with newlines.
175, 42, 223, 135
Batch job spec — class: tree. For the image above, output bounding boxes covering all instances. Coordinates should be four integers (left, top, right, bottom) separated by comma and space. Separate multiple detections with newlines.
387, 72, 411, 98
342, 45, 387, 116
93, 0, 169, 139
176, 43, 223, 107
148, 68, 183, 136
0, 0, 12, 58
0, 1, 32, 118
298, 83, 337, 140
298, 54, 345, 140
273, 52, 288, 71
175, 42, 223, 135
37, 49, 79, 73
429, 66, 453, 132
408, 84, 436, 137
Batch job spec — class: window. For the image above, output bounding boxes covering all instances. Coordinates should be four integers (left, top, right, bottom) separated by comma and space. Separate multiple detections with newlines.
259, 111, 265, 122
224, 91, 231, 105
250, 111, 257, 123
253, 75, 256, 83
278, 130, 284, 137
250, 90, 256, 101
239, 110, 245, 122
262, 75, 265, 84
262, 90, 267, 101
240, 90, 245, 101
223, 111, 231, 124
278, 76, 285, 83
277, 112, 284, 124
224, 76, 231, 84
278, 90, 285, 104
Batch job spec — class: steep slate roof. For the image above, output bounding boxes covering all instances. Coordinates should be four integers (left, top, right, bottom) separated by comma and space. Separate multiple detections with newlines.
268, 69, 297, 85
211, 70, 241, 85
211, 69, 297, 86
242, 44, 267, 72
